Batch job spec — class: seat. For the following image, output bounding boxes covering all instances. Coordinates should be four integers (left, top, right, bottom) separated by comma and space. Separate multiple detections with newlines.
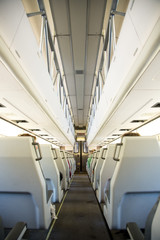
0, 216, 27, 240
93, 148, 107, 190
126, 196, 160, 240
39, 144, 63, 203
54, 148, 68, 190
69, 154, 76, 176
60, 150, 71, 185
88, 151, 96, 178
96, 144, 116, 203
90, 150, 100, 183
103, 136, 160, 230
70, 154, 76, 175
65, 152, 76, 178
86, 154, 92, 175
0, 137, 52, 229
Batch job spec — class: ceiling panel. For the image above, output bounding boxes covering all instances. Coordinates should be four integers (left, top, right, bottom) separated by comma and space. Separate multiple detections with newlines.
84, 97, 90, 110
49, 0, 69, 34
70, 0, 87, 70
75, 75, 84, 110
69, 96, 77, 108
72, 107, 77, 114
83, 116, 88, 125
77, 97, 84, 110
73, 114, 78, 125
57, 36, 76, 96
88, 0, 106, 34
58, 36, 73, 75
49, 0, 107, 128
84, 73, 94, 96
86, 36, 100, 74
84, 95, 91, 113
65, 74, 75, 95
78, 110, 84, 125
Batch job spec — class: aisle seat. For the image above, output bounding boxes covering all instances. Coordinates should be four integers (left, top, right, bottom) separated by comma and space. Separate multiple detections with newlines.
88, 151, 96, 178
103, 136, 160, 230
70, 155, 76, 175
90, 151, 100, 183
40, 144, 63, 203
0, 137, 52, 229
54, 148, 68, 190
96, 144, 116, 203
93, 148, 107, 191
60, 151, 70, 185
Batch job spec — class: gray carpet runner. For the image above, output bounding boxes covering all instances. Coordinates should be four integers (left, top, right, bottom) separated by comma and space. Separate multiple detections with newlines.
49, 173, 112, 240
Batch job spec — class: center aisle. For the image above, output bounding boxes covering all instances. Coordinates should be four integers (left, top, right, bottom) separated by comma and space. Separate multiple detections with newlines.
48, 173, 112, 240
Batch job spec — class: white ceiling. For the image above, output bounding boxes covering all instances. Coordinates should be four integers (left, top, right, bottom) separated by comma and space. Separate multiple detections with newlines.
49, 0, 107, 126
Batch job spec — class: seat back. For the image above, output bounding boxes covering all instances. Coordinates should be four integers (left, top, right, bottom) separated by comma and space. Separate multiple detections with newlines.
96, 144, 116, 202
90, 151, 100, 182
0, 137, 52, 229
93, 148, 107, 190
60, 150, 70, 184
89, 151, 96, 178
55, 148, 68, 190
105, 136, 160, 229
40, 144, 63, 203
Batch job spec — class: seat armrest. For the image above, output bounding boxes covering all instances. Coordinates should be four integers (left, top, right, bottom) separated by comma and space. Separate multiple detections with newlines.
5, 222, 27, 240
126, 222, 144, 240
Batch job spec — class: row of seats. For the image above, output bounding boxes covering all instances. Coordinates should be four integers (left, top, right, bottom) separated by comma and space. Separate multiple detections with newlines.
0, 136, 76, 229
86, 136, 160, 239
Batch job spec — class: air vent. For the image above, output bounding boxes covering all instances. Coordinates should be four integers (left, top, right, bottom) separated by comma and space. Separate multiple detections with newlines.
40, 134, 48, 136
131, 120, 147, 123
12, 120, 28, 124
151, 103, 160, 108
75, 70, 84, 75
119, 129, 131, 131
112, 134, 120, 136
29, 129, 41, 131
0, 103, 6, 108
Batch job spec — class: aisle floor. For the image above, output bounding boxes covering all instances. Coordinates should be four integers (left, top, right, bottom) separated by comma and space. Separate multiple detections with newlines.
49, 173, 112, 240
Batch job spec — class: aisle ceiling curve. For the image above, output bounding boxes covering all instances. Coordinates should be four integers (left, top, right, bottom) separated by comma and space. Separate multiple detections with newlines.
48, 0, 107, 127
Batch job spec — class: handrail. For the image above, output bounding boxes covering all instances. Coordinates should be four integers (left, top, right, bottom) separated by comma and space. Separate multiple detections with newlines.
32, 142, 42, 161
113, 143, 123, 161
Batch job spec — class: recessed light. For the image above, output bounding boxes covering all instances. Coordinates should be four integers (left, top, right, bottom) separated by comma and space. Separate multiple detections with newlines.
151, 103, 160, 108
0, 103, 6, 108
12, 120, 28, 123
131, 120, 147, 123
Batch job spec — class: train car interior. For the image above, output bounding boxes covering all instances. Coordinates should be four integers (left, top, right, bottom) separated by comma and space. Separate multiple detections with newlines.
0, 0, 160, 239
